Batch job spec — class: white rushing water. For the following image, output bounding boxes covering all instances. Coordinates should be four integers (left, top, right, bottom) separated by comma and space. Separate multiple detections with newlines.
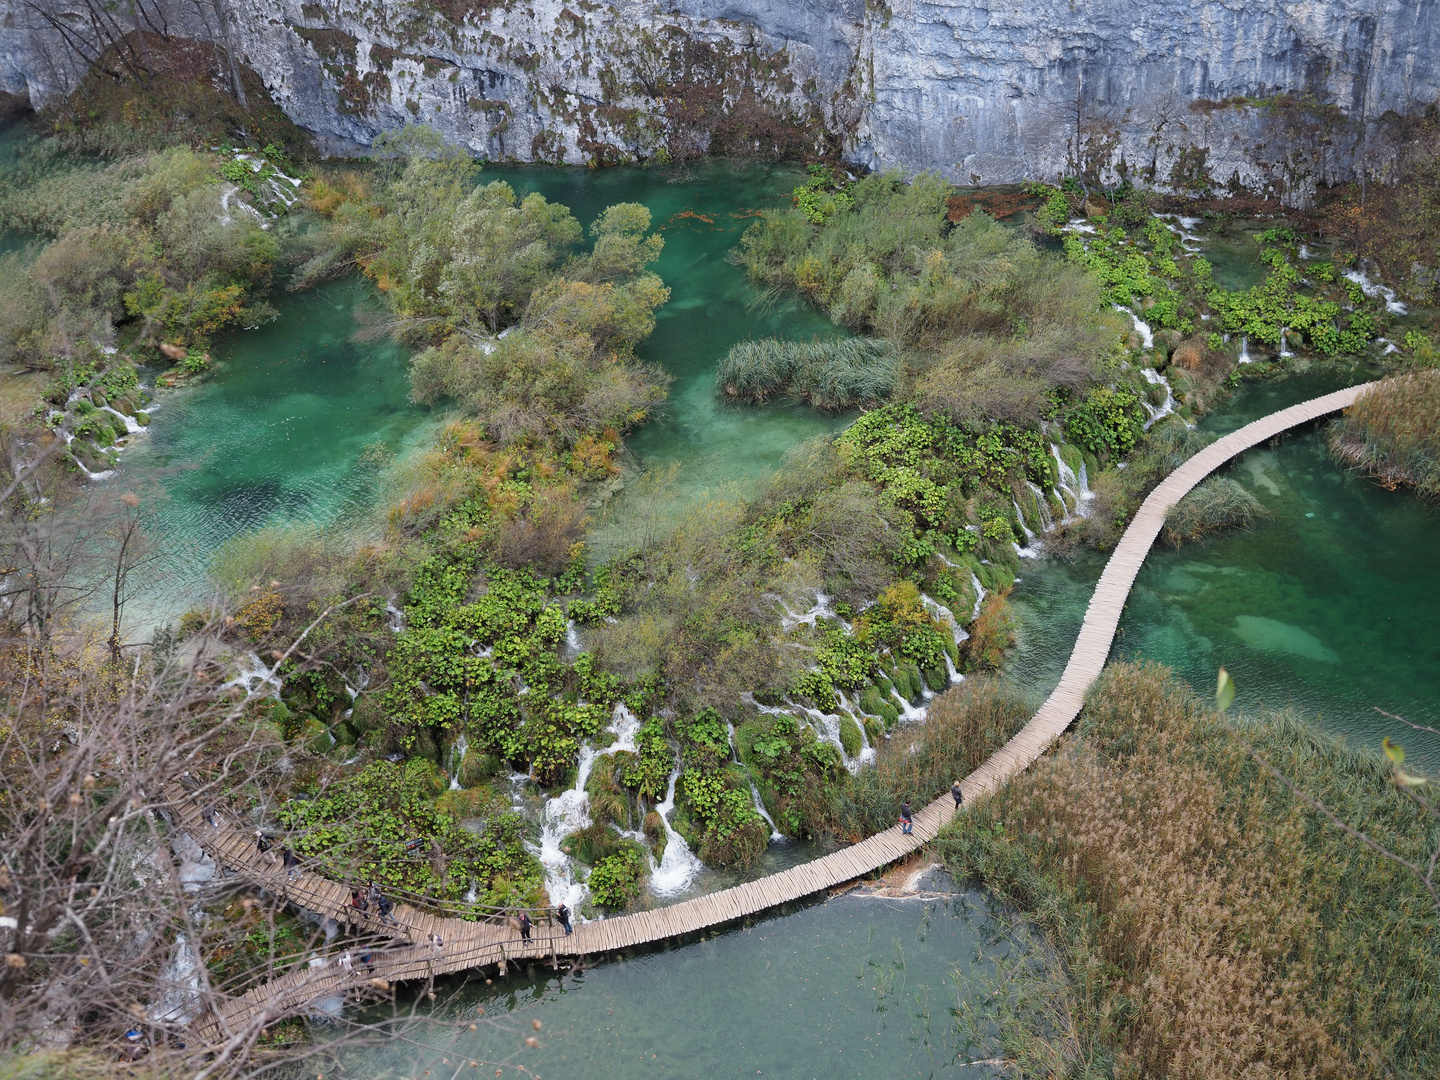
1238, 336, 1255, 364
650, 768, 704, 896
1115, 305, 1155, 349
1140, 368, 1178, 429
532, 704, 642, 914
1344, 268, 1410, 315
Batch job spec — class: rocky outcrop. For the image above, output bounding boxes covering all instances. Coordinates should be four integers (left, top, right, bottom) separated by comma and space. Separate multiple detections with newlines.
3, 0, 1438, 196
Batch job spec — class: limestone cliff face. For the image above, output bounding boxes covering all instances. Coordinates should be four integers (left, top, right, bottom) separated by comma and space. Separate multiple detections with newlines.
3, 0, 1438, 196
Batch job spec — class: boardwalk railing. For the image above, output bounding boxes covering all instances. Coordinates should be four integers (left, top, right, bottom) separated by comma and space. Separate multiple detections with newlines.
178, 383, 1371, 1040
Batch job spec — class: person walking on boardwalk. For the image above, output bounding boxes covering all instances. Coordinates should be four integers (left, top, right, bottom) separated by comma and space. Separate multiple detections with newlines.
518, 912, 532, 941
951, 780, 964, 812
899, 800, 913, 835
376, 892, 398, 927
339, 951, 354, 973
556, 902, 572, 936
429, 931, 444, 954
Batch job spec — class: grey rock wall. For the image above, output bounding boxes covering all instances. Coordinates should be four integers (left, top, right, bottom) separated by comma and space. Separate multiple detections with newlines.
3, 0, 1438, 196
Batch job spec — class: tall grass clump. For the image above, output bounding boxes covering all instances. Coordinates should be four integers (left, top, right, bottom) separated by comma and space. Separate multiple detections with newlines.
938, 660, 1439, 1079
1162, 475, 1271, 546
1329, 370, 1440, 500
717, 335, 899, 409
826, 676, 1031, 837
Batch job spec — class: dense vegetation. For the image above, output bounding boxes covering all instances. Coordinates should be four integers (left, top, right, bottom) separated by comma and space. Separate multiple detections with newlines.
940, 661, 1438, 1079
716, 336, 898, 409
1330, 369, 1440, 500
1162, 475, 1271, 546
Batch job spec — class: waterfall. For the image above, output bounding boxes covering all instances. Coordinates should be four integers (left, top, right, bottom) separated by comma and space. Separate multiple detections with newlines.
1114, 305, 1154, 349
1279, 328, 1293, 358
777, 591, 847, 631
1140, 369, 1177, 429
1012, 498, 1042, 559
1238, 336, 1254, 364
531, 704, 642, 914
449, 734, 469, 790
750, 777, 784, 840
729, 719, 784, 840
1344, 268, 1409, 315
1050, 445, 1093, 520
1024, 481, 1056, 531
564, 620, 582, 655
650, 769, 704, 897
970, 572, 986, 623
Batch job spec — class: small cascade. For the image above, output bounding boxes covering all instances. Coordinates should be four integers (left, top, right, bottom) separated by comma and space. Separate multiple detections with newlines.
1344, 268, 1409, 315
564, 620, 582, 655
532, 704, 642, 914
1278, 328, 1293, 358
889, 686, 929, 723
1114, 305, 1154, 349
221, 652, 282, 699
1238, 337, 1255, 364
1024, 481, 1056, 532
1012, 498, 1042, 559
1139, 369, 1177, 429
970, 572, 986, 622
749, 776, 784, 841
385, 603, 406, 633
777, 591, 847, 631
728, 718, 784, 840
449, 734, 469, 790
100, 404, 145, 435
650, 769, 703, 897
535, 746, 598, 912
1049, 445, 1093, 519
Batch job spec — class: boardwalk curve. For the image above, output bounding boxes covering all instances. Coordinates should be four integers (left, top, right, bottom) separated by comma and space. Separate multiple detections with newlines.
180, 382, 1372, 1039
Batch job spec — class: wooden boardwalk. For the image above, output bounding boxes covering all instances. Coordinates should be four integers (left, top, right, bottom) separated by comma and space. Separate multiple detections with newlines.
180, 382, 1370, 1040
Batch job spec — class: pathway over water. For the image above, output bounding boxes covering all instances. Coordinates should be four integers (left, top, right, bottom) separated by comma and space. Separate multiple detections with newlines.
178, 382, 1371, 1044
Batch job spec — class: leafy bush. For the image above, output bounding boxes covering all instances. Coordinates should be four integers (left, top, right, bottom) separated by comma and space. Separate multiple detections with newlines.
1063, 385, 1147, 458
276, 759, 545, 911
586, 844, 648, 909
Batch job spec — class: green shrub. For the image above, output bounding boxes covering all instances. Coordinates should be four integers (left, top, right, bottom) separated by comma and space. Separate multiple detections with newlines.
586, 843, 648, 909
716, 336, 899, 409
838, 714, 864, 757
1163, 476, 1271, 546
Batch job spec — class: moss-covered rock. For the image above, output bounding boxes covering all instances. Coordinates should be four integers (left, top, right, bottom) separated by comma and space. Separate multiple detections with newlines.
302, 717, 333, 754
863, 716, 885, 746
458, 751, 503, 788
563, 822, 628, 866
894, 661, 925, 704
135, 411, 150, 426
921, 661, 949, 694
838, 714, 863, 757
858, 684, 888, 717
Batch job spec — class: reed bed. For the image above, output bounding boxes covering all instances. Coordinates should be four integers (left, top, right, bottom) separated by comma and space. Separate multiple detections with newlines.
1329, 370, 1440, 500
938, 661, 1438, 1079
716, 336, 899, 410
1161, 475, 1271, 546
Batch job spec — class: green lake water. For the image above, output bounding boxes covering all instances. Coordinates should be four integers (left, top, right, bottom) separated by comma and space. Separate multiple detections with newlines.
123, 161, 844, 621
348, 889, 1022, 1080
120, 276, 433, 623
1006, 366, 1440, 771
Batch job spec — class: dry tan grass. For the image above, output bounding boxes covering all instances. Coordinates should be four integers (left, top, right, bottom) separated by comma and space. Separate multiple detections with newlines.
941, 661, 1438, 1079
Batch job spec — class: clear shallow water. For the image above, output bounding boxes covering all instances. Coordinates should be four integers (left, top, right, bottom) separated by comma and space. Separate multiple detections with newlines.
352, 890, 1018, 1080
125, 162, 845, 621
119, 277, 433, 625
1007, 366, 1440, 772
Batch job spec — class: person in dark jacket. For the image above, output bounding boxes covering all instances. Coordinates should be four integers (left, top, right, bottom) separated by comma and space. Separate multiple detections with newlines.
899, 801, 913, 835
556, 903, 572, 935
518, 912, 532, 941
951, 780, 964, 811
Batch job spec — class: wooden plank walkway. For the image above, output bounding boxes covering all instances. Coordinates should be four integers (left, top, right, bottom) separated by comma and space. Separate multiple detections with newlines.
179, 382, 1370, 1040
